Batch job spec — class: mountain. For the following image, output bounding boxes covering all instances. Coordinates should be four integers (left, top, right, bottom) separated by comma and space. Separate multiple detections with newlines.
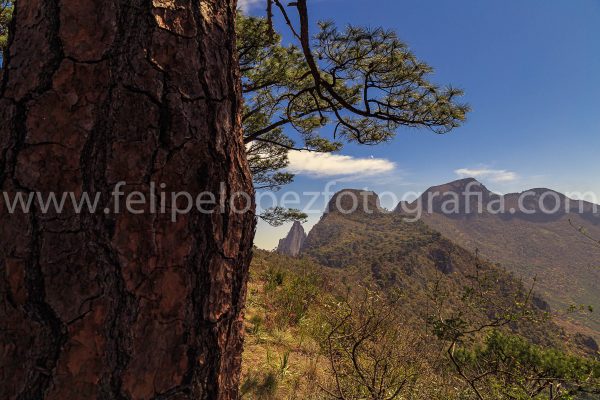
396, 178, 600, 337
276, 189, 381, 257
300, 189, 572, 348
276, 221, 306, 257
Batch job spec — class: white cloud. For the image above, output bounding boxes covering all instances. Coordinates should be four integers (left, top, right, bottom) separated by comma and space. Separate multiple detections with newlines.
238, 0, 262, 12
287, 151, 396, 179
455, 167, 518, 183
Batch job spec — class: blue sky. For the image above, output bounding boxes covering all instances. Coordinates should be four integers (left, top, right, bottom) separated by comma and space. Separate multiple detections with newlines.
247, 0, 600, 249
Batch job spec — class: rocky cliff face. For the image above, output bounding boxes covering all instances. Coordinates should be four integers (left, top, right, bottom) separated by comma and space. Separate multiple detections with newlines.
277, 221, 307, 257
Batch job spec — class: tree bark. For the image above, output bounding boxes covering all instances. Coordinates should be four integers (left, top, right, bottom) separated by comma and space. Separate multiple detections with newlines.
0, 1, 255, 399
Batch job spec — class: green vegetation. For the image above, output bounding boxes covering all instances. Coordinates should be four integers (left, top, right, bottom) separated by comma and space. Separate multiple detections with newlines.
242, 250, 600, 399
241, 252, 327, 399
455, 331, 600, 399
0, 1, 13, 57
318, 290, 427, 399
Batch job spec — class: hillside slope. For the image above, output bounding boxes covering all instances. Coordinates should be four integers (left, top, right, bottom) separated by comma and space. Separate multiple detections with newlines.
301, 189, 568, 347
241, 248, 599, 399
397, 178, 600, 336
242, 189, 599, 398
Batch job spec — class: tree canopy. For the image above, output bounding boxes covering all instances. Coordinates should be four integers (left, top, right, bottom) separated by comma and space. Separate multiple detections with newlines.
239, 1, 468, 224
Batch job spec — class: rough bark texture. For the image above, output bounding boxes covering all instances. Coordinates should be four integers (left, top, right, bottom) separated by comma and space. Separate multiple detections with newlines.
0, 0, 255, 399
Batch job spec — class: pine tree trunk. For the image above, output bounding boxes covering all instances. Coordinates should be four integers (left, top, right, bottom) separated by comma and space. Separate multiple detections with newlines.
0, 1, 255, 399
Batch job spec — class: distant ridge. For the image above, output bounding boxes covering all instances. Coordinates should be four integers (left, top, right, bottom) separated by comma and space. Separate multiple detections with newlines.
396, 178, 600, 222
397, 178, 600, 338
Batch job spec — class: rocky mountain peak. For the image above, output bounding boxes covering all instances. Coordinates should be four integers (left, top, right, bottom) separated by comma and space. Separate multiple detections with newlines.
326, 189, 383, 215
424, 177, 490, 195
395, 178, 497, 215
276, 221, 307, 257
